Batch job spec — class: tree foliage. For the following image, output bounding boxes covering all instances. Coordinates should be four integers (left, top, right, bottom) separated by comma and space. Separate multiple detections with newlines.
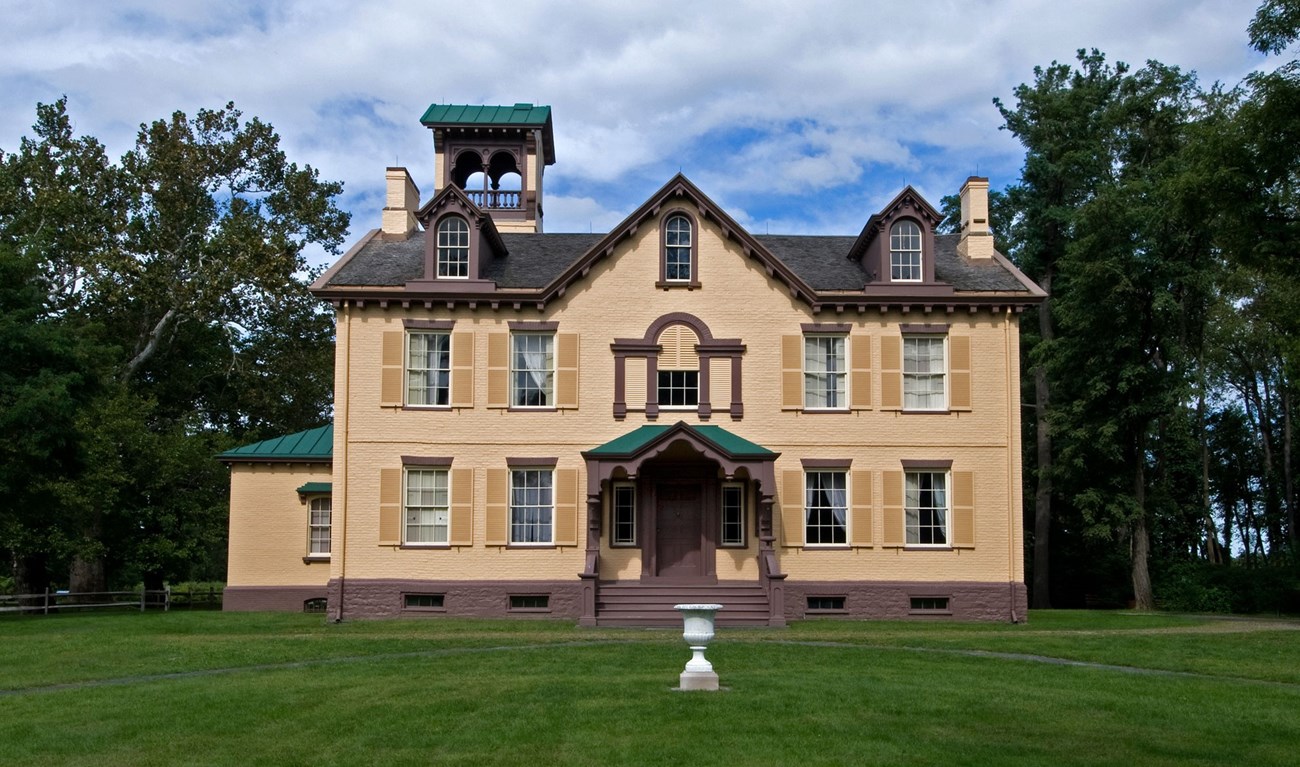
0, 99, 347, 593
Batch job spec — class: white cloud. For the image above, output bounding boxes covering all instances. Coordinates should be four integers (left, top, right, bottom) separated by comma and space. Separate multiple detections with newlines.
0, 0, 1268, 241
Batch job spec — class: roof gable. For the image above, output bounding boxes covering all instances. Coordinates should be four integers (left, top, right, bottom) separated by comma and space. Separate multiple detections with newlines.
849, 185, 943, 263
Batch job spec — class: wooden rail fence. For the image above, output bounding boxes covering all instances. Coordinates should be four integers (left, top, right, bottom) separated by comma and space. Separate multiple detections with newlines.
0, 586, 222, 615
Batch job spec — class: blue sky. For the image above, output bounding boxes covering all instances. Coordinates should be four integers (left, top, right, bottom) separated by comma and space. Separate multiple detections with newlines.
0, 0, 1276, 267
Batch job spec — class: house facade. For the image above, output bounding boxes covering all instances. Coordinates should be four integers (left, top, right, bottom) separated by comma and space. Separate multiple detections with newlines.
223, 103, 1044, 625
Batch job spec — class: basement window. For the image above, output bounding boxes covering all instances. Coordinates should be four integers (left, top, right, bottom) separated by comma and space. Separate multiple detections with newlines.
909, 596, 951, 614
806, 596, 846, 613
303, 598, 327, 614
403, 593, 445, 611
509, 594, 550, 612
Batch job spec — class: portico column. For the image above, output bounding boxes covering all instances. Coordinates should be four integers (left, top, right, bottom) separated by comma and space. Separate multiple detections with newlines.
578, 492, 601, 627
757, 493, 787, 627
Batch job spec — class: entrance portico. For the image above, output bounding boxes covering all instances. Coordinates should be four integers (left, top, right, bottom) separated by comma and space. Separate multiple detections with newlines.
580, 422, 785, 626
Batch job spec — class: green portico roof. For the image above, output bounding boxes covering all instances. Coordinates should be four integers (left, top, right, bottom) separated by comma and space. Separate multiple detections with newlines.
585, 423, 777, 460
219, 424, 333, 463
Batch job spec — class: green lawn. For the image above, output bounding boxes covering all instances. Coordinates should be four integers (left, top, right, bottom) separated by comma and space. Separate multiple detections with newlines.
1, 611, 1297, 766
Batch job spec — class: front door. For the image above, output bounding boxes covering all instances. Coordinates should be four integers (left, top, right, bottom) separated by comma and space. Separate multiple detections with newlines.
656, 482, 704, 579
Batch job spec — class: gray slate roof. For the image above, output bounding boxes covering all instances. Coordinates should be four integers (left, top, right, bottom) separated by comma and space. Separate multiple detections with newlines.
324, 230, 1030, 294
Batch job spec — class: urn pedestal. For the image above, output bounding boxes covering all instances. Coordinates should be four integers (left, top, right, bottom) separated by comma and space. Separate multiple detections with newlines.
674, 603, 722, 691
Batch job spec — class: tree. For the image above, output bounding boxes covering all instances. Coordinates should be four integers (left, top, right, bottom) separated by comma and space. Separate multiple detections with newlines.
0, 99, 348, 592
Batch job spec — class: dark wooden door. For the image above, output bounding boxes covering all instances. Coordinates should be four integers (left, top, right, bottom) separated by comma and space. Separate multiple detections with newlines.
656, 482, 703, 578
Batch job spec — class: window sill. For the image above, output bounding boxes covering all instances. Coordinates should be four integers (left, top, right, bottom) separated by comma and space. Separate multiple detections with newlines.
507, 607, 552, 614
400, 543, 452, 550
908, 609, 954, 617
402, 405, 453, 411
801, 407, 851, 414
302, 555, 330, 564
806, 608, 848, 615
610, 543, 638, 549
803, 545, 851, 551
719, 543, 748, 550
505, 543, 557, 549
506, 407, 558, 413
900, 409, 952, 415
904, 545, 954, 551
655, 280, 702, 290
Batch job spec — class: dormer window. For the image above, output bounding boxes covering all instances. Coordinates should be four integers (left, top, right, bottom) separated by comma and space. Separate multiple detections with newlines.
890, 220, 922, 281
437, 216, 470, 278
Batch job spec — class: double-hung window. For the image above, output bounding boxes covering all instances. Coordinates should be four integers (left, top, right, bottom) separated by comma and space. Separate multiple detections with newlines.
510, 469, 554, 544
890, 220, 922, 281
804, 336, 846, 409
664, 215, 692, 282
407, 332, 450, 406
805, 471, 848, 545
405, 468, 449, 544
611, 482, 636, 546
903, 336, 946, 410
308, 497, 331, 556
720, 482, 746, 547
905, 471, 948, 546
436, 216, 469, 278
512, 333, 554, 407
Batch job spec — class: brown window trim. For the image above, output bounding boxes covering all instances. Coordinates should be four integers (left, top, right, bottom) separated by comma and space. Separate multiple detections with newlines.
899, 323, 950, 335
802, 458, 853, 469
611, 313, 744, 421
508, 320, 559, 331
402, 456, 454, 466
301, 555, 330, 564
506, 457, 558, 467
404, 319, 456, 330
900, 459, 953, 469
801, 323, 852, 333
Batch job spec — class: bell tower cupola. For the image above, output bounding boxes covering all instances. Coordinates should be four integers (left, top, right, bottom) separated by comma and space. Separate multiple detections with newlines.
421, 103, 556, 233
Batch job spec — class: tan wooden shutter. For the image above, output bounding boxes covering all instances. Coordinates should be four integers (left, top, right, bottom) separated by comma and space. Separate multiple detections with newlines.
379, 468, 402, 545
880, 335, 902, 410
781, 334, 803, 410
556, 333, 579, 409
882, 470, 904, 547
554, 468, 578, 546
380, 331, 404, 407
449, 468, 474, 546
850, 470, 873, 546
710, 357, 731, 412
450, 331, 474, 408
780, 469, 804, 547
485, 468, 509, 545
487, 333, 509, 408
626, 357, 647, 411
951, 470, 974, 548
949, 335, 972, 411
850, 335, 872, 410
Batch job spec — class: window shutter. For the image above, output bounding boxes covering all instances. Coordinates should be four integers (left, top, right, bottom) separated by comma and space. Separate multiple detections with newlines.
626, 357, 647, 410
380, 331, 404, 407
379, 468, 401, 545
487, 333, 509, 408
880, 335, 902, 410
952, 470, 974, 548
780, 469, 804, 547
485, 468, 509, 545
781, 335, 803, 410
710, 357, 731, 412
554, 468, 578, 546
949, 335, 972, 411
556, 333, 579, 410
449, 468, 474, 546
850, 335, 872, 410
882, 470, 904, 547
850, 470, 873, 546
451, 332, 474, 408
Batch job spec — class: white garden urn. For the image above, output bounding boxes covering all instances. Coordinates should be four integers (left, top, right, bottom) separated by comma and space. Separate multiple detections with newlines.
674, 603, 723, 691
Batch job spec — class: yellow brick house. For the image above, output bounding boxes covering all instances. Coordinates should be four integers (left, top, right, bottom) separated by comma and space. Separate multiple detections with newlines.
223, 103, 1045, 625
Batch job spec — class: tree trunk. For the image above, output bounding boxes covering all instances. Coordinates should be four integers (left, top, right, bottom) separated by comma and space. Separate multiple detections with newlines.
1283, 380, 1295, 550
1131, 436, 1155, 610
1031, 270, 1055, 609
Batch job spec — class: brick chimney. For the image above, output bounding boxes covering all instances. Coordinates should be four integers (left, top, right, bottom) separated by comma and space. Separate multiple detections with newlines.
381, 167, 419, 241
957, 176, 994, 261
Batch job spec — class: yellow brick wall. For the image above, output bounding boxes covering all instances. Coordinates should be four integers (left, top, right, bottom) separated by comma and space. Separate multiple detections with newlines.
226, 463, 333, 587
328, 199, 1025, 586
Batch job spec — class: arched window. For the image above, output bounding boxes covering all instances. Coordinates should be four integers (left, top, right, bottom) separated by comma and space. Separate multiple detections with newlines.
664, 215, 693, 282
437, 217, 470, 278
890, 220, 922, 282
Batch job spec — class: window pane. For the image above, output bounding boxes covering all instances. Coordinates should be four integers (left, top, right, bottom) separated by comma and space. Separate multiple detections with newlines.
890, 220, 922, 281
511, 470, 554, 543
405, 469, 449, 544
612, 484, 636, 545
512, 334, 554, 407
804, 471, 847, 545
437, 217, 469, 278
905, 471, 948, 545
804, 336, 845, 408
657, 370, 699, 407
721, 485, 745, 546
408, 332, 450, 406
665, 215, 692, 281
903, 337, 945, 409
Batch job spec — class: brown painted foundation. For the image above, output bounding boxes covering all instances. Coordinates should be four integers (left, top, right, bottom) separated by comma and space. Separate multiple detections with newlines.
783, 580, 1027, 622
327, 578, 584, 621
223, 585, 328, 612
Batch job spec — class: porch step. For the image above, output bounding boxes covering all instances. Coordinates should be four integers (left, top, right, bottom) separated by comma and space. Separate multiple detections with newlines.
595, 583, 772, 627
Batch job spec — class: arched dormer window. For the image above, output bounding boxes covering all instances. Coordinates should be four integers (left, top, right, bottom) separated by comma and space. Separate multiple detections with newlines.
658, 213, 700, 288
890, 220, 922, 282
437, 216, 470, 278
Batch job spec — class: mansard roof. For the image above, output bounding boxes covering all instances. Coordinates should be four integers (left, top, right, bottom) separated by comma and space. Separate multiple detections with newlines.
313, 174, 1043, 309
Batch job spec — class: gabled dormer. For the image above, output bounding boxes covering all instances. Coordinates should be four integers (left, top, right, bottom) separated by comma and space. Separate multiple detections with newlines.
404, 184, 506, 293
422, 103, 555, 234
849, 186, 943, 286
